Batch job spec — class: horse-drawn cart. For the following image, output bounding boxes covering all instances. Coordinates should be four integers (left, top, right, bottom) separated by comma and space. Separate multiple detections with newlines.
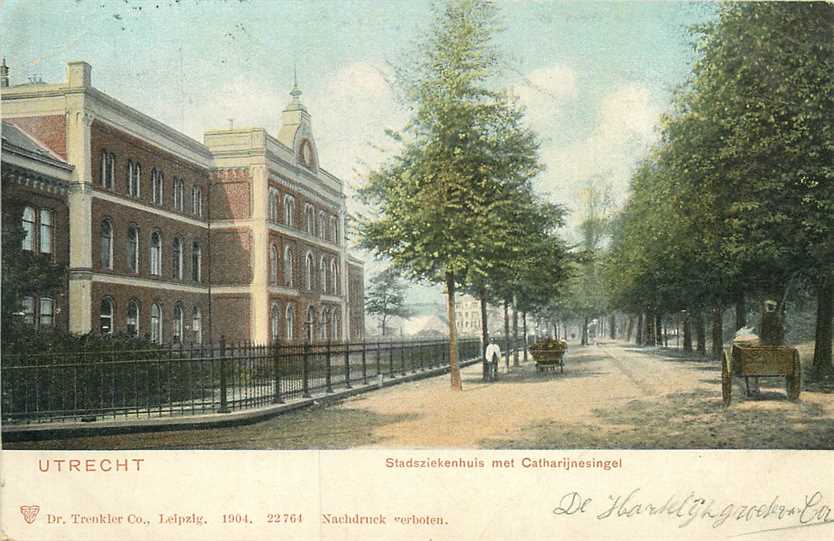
530, 339, 567, 373
721, 344, 801, 406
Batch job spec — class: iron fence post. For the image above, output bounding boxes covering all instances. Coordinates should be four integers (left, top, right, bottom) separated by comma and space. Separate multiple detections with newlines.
302, 342, 311, 398
344, 341, 352, 389
388, 341, 394, 378
400, 341, 406, 376
272, 342, 284, 404
325, 340, 333, 393
376, 341, 381, 379
361, 340, 368, 384
218, 336, 230, 413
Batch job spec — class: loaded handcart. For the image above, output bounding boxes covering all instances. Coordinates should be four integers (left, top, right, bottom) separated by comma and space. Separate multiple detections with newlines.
530, 339, 567, 373
721, 344, 801, 406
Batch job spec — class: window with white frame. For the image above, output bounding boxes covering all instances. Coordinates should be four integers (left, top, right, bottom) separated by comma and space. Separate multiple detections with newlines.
306, 306, 316, 343
304, 204, 315, 235
128, 161, 141, 197
192, 186, 202, 216
192, 241, 202, 282
150, 231, 162, 276
172, 237, 183, 280
319, 307, 328, 341
101, 151, 115, 190
318, 211, 326, 239
22, 296, 35, 325
271, 302, 281, 342
38, 297, 54, 327
270, 244, 278, 285
100, 219, 113, 270
305, 252, 314, 290
285, 304, 295, 341
284, 195, 295, 226
21, 207, 35, 251
320, 256, 327, 293
284, 247, 294, 287
269, 189, 279, 223
127, 225, 140, 273
173, 177, 185, 211
100, 297, 114, 334
329, 216, 338, 244
173, 303, 184, 343
332, 309, 340, 340
152, 168, 164, 206
330, 259, 338, 295
192, 306, 202, 343
39, 209, 53, 255
150, 303, 162, 344
127, 300, 140, 337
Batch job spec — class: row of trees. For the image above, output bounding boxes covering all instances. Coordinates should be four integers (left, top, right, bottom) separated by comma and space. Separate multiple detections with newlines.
357, 0, 571, 389
604, 3, 834, 372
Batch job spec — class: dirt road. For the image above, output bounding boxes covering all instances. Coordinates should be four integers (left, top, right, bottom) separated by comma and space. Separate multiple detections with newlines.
7, 342, 834, 449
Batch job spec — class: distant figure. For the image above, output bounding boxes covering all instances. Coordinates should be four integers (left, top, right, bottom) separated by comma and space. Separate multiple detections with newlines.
485, 338, 501, 381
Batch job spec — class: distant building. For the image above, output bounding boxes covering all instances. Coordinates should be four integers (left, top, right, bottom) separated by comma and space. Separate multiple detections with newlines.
1, 60, 364, 344
447, 293, 507, 337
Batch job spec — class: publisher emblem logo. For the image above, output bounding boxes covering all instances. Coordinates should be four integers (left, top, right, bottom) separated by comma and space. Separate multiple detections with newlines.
20, 505, 40, 524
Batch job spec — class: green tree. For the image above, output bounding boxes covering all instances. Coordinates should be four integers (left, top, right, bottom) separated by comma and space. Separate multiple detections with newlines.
365, 268, 414, 337
358, 0, 544, 389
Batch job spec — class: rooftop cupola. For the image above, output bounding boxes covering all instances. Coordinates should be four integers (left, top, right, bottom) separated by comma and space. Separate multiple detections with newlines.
277, 68, 318, 171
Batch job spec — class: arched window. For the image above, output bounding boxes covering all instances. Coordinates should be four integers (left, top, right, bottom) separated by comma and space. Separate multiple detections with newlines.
285, 304, 295, 341
271, 302, 281, 342
127, 300, 140, 337
284, 247, 294, 287
150, 303, 162, 344
329, 216, 338, 244
39, 209, 53, 255
100, 297, 114, 335
173, 177, 184, 211
269, 189, 279, 223
318, 211, 326, 239
101, 151, 114, 189
330, 259, 338, 295
270, 243, 278, 285
192, 241, 202, 282
284, 195, 295, 226
127, 225, 140, 273
150, 231, 162, 275
172, 237, 183, 280
152, 168, 164, 206
100, 219, 113, 270
319, 256, 327, 293
305, 252, 314, 290
21, 207, 35, 251
304, 204, 315, 235
332, 309, 341, 341
173, 303, 184, 344
306, 305, 316, 343
319, 307, 329, 341
192, 306, 202, 344
192, 186, 202, 216
128, 160, 141, 197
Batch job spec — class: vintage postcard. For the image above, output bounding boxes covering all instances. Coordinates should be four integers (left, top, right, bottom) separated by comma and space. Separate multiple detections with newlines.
1, 0, 833, 539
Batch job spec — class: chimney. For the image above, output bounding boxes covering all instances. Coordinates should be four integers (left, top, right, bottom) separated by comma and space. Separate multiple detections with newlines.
1, 58, 9, 88
67, 61, 91, 89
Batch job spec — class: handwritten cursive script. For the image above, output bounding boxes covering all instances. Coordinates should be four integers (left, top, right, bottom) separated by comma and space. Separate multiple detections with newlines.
553, 489, 833, 532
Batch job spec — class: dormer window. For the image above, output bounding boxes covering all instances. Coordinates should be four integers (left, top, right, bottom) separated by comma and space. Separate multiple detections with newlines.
299, 139, 315, 169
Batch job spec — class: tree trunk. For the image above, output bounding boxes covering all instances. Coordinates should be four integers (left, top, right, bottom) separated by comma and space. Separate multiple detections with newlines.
711, 303, 723, 360
522, 312, 528, 363
695, 310, 706, 355
609, 314, 616, 340
512, 295, 519, 366
636, 313, 643, 345
683, 311, 692, 353
626, 316, 634, 342
445, 272, 462, 391
381, 315, 387, 337
581, 317, 589, 345
503, 300, 510, 372
479, 287, 489, 358
735, 291, 746, 330
655, 313, 663, 347
553, 322, 558, 339
813, 274, 833, 373
644, 311, 655, 346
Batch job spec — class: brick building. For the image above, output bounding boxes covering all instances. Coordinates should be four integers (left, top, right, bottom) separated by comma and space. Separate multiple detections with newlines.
1, 60, 364, 344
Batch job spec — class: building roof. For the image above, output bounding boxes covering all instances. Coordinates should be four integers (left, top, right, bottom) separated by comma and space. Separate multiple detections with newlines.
1, 121, 73, 171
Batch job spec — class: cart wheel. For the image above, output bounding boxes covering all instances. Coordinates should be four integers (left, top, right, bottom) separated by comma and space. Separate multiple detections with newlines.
786, 353, 801, 401
722, 350, 732, 407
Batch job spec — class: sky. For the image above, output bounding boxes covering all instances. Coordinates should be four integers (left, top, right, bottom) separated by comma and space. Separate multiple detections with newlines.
1, 0, 716, 305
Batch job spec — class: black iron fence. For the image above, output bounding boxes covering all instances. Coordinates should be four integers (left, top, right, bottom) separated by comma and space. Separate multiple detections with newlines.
1, 337, 482, 425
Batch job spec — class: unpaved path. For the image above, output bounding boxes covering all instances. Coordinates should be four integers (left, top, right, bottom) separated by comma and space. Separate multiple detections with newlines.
8, 342, 834, 449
